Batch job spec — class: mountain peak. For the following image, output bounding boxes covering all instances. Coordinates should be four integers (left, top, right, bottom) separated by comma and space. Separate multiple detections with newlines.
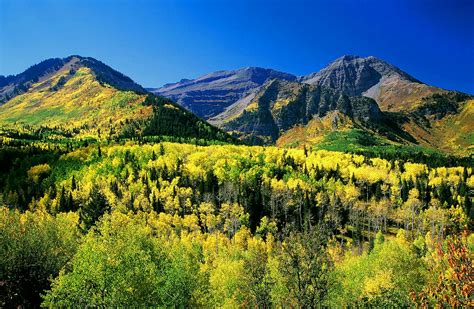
0, 55, 145, 103
0, 56, 234, 143
335, 55, 380, 61
334, 55, 362, 62
302, 55, 421, 97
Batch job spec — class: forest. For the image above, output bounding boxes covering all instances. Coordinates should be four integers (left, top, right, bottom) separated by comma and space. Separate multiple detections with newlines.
1, 140, 472, 307
2, 0, 473, 307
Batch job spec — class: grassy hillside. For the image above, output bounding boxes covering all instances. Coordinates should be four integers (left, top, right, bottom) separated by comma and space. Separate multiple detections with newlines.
274, 89, 473, 157
407, 99, 473, 153
0, 59, 235, 144
0, 67, 148, 131
276, 111, 355, 147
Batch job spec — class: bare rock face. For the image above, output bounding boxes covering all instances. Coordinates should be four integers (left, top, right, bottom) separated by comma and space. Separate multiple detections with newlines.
301, 55, 419, 96
153, 55, 459, 117
151, 67, 297, 118
221, 79, 384, 144
300, 55, 444, 112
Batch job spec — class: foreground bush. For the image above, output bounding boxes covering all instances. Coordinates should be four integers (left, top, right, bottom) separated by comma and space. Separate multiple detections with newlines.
42, 211, 202, 307
0, 208, 79, 307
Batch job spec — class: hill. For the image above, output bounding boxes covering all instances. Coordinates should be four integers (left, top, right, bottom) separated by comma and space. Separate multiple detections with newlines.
0, 56, 234, 143
0, 56, 145, 103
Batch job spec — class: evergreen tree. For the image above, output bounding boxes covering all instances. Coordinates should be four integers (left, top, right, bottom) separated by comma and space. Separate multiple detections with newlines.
58, 186, 68, 212
71, 175, 77, 191
67, 192, 75, 212
79, 185, 110, 231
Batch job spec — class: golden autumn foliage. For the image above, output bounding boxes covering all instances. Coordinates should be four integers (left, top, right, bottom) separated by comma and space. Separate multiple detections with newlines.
1, 140, 472, 307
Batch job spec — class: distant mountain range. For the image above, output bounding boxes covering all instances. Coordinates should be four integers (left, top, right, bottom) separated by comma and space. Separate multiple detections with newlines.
152, 55, 473, 154
0, 55, 471, 154
151, 67, 297, 118
151, 55, 438, 117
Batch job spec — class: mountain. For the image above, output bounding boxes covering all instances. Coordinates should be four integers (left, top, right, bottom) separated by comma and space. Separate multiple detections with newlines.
0, 56, 145, 104
176, 55, 470, 153
0, 56, 234, 143
298, 56, 474, 153
214, 79, 405, 145
301, 55, 445, 112
298, 57, 471, 153
151, 67, 297, 118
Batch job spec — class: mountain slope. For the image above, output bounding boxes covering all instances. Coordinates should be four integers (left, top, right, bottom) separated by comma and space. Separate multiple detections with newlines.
297, 56, 473, 154
217, 79, 398, 144
0, 56, 234, 143
205, 56, 472, 153
394, 92, 474, 153
0, 56, 145, 104
151, 67, 297, 118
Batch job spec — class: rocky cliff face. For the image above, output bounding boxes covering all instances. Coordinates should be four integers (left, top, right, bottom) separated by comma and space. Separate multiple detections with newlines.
301, 55, 444, 112
301, 55, 419, 95
221, 79, 384, 144
151, 67, 296, 118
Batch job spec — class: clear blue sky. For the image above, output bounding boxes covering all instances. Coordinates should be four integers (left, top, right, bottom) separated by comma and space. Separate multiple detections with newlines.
1, 0, 473, 93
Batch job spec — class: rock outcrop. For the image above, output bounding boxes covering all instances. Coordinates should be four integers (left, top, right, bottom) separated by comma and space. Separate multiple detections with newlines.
221, 79, 384, 144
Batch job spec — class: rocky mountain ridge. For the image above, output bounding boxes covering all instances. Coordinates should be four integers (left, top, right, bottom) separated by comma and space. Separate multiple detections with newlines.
300, 55, 444, 112
151, 67, 297, 118
153, 55, 472, 153
219, 79, 386, 144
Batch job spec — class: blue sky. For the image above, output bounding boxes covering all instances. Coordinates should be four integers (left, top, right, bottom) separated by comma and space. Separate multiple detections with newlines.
1, 0, 473, 93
